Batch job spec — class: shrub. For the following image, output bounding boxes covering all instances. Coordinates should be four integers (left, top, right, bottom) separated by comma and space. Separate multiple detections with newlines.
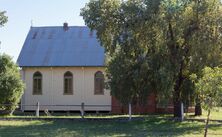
0, 54, 24, 115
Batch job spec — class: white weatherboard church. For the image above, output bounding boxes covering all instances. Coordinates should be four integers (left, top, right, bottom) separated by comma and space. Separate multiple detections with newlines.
17, 23, 111, 111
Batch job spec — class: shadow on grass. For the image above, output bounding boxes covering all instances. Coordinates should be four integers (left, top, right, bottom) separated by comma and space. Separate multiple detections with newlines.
0, 116, 221, 137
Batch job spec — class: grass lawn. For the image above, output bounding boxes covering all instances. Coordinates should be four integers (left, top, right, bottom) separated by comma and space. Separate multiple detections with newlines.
0, 116, 222, 137
186, 107, 222, 120
0, 108, 221, 137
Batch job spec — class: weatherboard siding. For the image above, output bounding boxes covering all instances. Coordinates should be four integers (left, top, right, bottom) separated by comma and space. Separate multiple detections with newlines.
21, 67, 111, 111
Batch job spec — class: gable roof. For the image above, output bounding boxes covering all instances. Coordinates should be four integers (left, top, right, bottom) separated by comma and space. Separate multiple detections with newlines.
17, 26, 105, 67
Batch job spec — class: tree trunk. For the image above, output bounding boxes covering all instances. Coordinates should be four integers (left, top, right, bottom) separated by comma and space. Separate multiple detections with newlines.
173, 64, 184, 118
195, 104, 202, 116
204, 109, 211, 137
195, 98, 202, 116
173, 94, 182, 118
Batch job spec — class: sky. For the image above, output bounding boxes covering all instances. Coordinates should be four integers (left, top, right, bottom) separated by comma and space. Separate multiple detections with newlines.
0, 0, 89, 61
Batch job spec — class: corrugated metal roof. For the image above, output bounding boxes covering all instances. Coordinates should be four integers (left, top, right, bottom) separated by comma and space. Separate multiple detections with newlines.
17, 26, 105, 67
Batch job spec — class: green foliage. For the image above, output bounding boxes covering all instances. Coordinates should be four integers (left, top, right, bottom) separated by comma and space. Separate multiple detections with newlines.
194, 67, 222, 137
0, 54, 24, 115
0, 11, 8, 27
81, 0, 222, 115
195, 67, 222, 111
107, 50, 153, 104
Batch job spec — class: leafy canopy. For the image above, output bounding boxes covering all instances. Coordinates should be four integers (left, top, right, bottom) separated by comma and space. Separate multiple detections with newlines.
193, 66, 222, 136
0, 54, 24, 115
81, 0, 222, 110
0, 11, 8, 27
194, 67, 222, 110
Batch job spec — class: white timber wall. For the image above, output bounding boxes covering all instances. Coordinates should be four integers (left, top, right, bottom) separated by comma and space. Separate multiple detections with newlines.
21, 67, 111, 111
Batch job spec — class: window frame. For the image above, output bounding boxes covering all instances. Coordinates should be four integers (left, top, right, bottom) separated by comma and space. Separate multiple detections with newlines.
33, 71, 43, 95
63, 71, 73, 95
94, 71, 105, 95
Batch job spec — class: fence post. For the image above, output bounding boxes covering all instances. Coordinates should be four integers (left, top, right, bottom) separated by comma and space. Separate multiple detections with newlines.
128, 103, 132, 121
81, 102, 85, 118
181, 102, 184, 121
36, 102, 39, 117
20, 102, 24, 112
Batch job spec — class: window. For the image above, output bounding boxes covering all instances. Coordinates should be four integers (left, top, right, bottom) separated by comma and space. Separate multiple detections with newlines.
64, 71, 73, 95
94, 71, 104, 95
33, 71, 42, 95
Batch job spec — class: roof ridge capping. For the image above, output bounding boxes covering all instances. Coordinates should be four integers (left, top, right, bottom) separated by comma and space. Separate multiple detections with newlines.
29, 23, 95, 39
30, 25, 88, 28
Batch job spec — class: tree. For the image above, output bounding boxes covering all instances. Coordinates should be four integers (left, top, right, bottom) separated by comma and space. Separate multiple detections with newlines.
81, 0, 222, 118
82, 0, 160, 106
0, 11, 8, 27
0, 54, 24, 115
0, 10, 24, 115
158, 0, 222, 118
187, 0, 222, 116
0, 10, 8, 51
194, 67, 222, 137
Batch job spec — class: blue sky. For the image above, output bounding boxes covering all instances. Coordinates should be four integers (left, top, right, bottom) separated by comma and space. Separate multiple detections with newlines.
0, 0, 89, 61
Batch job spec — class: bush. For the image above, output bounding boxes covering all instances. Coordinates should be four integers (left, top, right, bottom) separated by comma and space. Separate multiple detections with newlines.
0, 54, 24, 115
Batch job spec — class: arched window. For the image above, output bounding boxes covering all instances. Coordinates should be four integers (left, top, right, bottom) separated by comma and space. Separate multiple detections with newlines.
94, 71, 104, 95
64, 71, 73, 95
33, 71, 42, 95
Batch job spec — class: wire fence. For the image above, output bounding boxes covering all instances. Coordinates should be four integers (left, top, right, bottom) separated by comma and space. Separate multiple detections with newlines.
0, 103, 135, 120
0, 102, 160, 120
0, 103, 194, 121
